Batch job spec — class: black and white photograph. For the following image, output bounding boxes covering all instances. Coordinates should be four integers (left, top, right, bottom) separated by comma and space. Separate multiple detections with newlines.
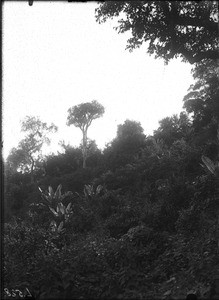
2, 1, 219, 299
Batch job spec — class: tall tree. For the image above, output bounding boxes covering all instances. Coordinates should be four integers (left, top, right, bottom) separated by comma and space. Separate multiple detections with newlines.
67, 100, 105, 168
95, 1, 218, 64
7, 116, 57, 183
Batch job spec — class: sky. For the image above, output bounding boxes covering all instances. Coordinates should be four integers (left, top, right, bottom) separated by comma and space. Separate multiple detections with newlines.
2, 1, 194, 159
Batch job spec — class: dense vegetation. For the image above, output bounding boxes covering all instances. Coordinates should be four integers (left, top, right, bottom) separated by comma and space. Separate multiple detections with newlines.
3, 1, 219, 299
3, 58, 219, 299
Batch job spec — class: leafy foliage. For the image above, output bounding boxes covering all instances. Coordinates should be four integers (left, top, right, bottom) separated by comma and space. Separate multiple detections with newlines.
183, 60, 219, 157
154, 112, 192, 147
7, 116, 57, 183
95, 1, 218, 64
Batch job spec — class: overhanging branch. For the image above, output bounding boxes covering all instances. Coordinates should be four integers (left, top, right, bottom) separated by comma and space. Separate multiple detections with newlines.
183, 49, 219, 64
176, 16, 218, 33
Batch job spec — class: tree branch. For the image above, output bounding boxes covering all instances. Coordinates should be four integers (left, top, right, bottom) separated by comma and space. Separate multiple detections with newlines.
176, 16, 218, 32
181, 49, 219, 64
192, 50, 219, 64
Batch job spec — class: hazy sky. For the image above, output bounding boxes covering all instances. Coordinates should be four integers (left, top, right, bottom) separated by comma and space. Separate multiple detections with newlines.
3, 1, 194, 159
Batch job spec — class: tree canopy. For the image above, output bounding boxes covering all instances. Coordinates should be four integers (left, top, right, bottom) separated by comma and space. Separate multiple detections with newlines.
95, 1, 218, 64
67, 100, 105, 131
7, 116, 57, 183
104, 119, 146, 169
183, 59, 219, 149
184, 59, 219, 128
153, 112, 192, 147
117, 119, 144, 139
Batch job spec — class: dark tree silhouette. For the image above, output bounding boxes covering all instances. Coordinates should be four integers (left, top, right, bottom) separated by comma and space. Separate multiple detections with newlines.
104, 119, 146, 169
154, 112, 192, 147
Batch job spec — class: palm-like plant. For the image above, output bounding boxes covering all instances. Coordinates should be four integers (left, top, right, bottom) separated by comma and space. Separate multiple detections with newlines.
83, 184, 103, 199
38, 184, 73, 234
38, 184, 72, 209
201, 155, 219, 177
49, 202, 72, 222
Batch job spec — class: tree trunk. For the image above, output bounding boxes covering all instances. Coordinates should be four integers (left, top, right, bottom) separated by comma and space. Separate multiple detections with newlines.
82, 154, 86, 169
30, 159, 35, 184
82, 129, 87, 169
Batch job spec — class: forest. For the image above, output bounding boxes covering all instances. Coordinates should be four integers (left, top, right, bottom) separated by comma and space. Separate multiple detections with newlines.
3, 1, 219, 300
